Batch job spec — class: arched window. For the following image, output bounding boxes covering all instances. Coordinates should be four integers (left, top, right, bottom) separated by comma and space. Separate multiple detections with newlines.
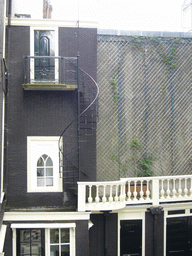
37, 154, 53, 187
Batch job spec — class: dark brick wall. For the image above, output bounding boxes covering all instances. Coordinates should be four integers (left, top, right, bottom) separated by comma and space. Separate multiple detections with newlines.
5, 26, 97, 208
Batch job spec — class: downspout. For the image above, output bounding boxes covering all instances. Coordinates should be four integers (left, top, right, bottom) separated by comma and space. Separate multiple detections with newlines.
8, 0, 12, 26
144, 44, 149, 154
118, 41, 122, 178
170, 42, 175, 174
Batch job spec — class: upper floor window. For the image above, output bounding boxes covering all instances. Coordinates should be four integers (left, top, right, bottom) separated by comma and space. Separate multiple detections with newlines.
37, 154, 53, 187
27, 137, 62, 193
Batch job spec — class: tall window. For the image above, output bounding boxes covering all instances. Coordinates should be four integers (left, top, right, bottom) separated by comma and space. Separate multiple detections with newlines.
50, 229, 70, 256
17, 229, 45, 256
37, 154, 53, 187
27, 137, 62, 193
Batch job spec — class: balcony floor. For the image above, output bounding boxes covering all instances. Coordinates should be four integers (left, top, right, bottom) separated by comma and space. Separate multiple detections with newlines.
22, 83, 77, 91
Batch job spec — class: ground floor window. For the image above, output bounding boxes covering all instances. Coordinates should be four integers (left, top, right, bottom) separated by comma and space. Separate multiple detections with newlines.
50, 228, 70, 256
17, 229, 45, 256
13, 224, 75, 256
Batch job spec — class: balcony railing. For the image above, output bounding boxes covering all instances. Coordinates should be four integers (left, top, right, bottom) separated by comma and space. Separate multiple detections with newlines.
22, 56, 78, 90
78, 175, 192, 211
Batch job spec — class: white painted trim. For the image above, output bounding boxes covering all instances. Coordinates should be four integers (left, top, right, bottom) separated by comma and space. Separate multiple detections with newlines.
11, 223, 76, 229
3, 211, 90, 221
0, 94, 5, 202
4, 17, 98, 28
0, 225, 7, 253
118, 208, 146, 256
12, 229, 16, 256
12, 225, 76, 256
27, 136, 62, 192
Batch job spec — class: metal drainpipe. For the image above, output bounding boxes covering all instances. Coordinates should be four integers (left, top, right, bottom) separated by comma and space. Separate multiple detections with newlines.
144, 45, 149, 154
150, 206, 163, 256
118, 41, 122, 178
103, 211, 110, 256
8, 0, 12, 26
170, 41, 175, 174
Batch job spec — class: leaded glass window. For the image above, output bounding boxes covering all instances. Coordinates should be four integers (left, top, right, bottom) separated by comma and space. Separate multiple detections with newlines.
37, 154, 53, 187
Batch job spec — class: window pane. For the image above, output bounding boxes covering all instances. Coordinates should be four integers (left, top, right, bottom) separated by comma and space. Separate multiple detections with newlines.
46, 178, 53, 186
42, 154, 48, 160
46, 168, 53, 176
46, 157, 53, 166
21, 242, 30, 254
37, 168, 44, 176
61, 245, 70, 256
37, 157, 44, 166
50, 245, 59, 256
31, 230, 41, 241
61, 229, 70, 243
50, 229, 59, 243
32, 242, 41, 254
20, 230, 30, 242
37, 178, 44, 186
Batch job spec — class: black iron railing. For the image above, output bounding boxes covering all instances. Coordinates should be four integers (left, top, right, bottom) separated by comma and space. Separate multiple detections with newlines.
23, 56, 78, 85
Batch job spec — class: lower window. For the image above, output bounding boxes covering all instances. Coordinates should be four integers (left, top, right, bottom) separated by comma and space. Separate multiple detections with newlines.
15, 226, 75, 256
17, 229, 45, 256
49, 229, 70, 256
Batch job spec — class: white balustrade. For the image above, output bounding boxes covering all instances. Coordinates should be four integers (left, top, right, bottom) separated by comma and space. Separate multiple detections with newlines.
78, 175, 192, 211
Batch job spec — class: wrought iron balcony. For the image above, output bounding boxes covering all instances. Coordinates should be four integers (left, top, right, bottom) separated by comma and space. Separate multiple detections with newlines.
22, 56, 78, 90
78, 175, 192, 211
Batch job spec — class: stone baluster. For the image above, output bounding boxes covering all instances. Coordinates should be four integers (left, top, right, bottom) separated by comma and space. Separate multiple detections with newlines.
120, 184, 124, 201
95, 185, 100, 203
133, 181, 137, 201
140, 180, 144, 201
184, 178, 188, 198
115, 185, 119, 202
167, 179, 171, 199
109, 185, 113, 202
172, 179, 176, 199
102, 185, 107, 203
88, 185, 93, 203
127, 181, 131, 201
160, 179, 165, 199
178, 178, 182, 198
146, 180, 150, 200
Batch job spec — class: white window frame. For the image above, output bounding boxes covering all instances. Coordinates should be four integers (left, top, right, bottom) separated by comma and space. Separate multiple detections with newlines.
12, 223, 76, 256
27, 136, 62, 193
30, 27, 59, 84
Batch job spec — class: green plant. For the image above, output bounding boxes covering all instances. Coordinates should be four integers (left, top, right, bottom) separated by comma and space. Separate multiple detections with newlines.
130, 139, 154, 177
112, 155, 129, 177
110, 74, 119, 102
137, 154, 154, 177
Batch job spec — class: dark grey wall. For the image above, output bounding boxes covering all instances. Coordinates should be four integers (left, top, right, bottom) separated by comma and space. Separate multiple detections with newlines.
145, 210, 164, 256
89, 213, 118, 256
5, 26, 97, 208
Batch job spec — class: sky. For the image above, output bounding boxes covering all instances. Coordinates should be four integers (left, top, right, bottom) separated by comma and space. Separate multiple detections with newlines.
95, 0, 185, 31
51, 0, 189, 32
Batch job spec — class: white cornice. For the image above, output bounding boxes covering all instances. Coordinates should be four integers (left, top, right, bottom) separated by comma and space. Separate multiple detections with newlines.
4, 17, 98, 28
3, 211, 90, 221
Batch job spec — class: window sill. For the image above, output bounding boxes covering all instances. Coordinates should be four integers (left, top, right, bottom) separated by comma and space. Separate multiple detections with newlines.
22, 83, 77, 91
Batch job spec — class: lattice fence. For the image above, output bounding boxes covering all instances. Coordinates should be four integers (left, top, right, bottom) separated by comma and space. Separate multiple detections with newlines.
97, 35, 192, 181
